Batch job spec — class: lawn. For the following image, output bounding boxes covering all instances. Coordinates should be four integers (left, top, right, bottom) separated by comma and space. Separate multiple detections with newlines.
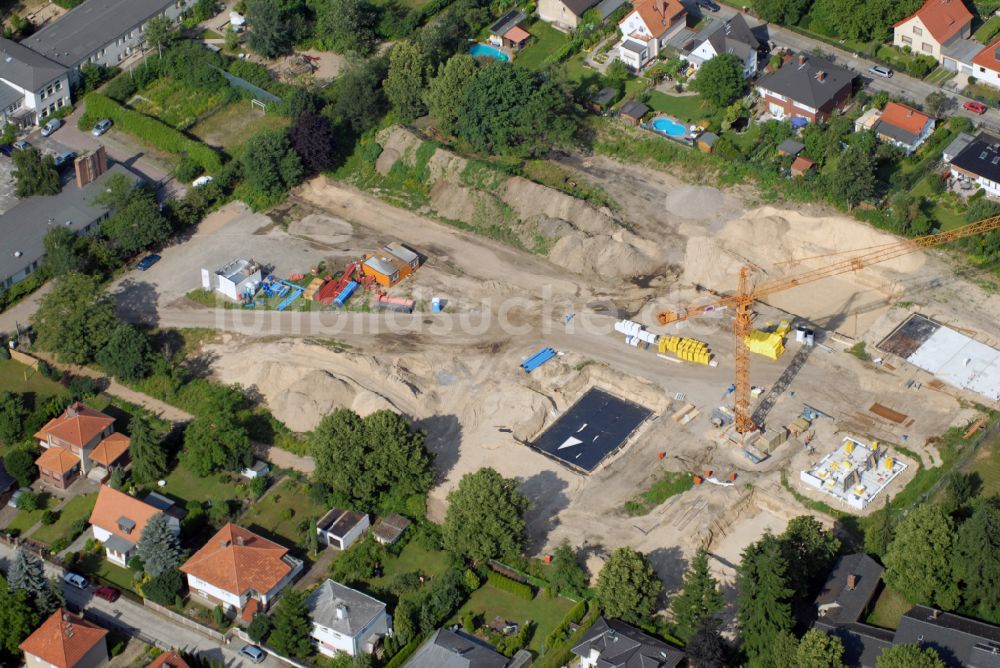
161, 463, 240, 505
974, 14, 1000, 43
515, 20, 569, 70
645, 91, 711, 123
238, 478, 327, 547
32, 493, 97, 546
967, 82, 1000, 105
130, 77, 231, 130
368, 542, 451, 589
910, 174, 967, 230
0, 359, 66, 398
866, 586, 911, 629
7, 493, 58, 535
451, 584, 575, 654
625, 470, 694, 516
190, 101, 289, 151
75, 550, 138, 593
963, 431, 1000, 496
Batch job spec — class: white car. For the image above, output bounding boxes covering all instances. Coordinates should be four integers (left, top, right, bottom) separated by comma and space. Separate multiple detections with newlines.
63, 572, 89, 590
192, 175, 214, 187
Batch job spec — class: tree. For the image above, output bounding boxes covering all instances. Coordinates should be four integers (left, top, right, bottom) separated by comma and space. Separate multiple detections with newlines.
549, 541, 588, 597
142, 567, 184, 605
137, 512, 182, 577
108, 466, 126, 490
246, 0, 292, 58
384, 41, 429, 122
8, 547, 47, 601
780, 516, 841, 601
864, 495, 894, 558
33, 272, 119, 364
875, 643, 945, 668
883, 504, 960, 610
315, 0, 379, 56
686, 618, 727, 668
924, 91, 949, 116
193, 0, 219, 21
692, 53, 745, 107
824, 141, 877, 209
0, 577, 39, 661
313, 409, 434, 512
670, 548, 724, 640
955, 501, 1000, 622
796, 628, 845, 668
6, 448, 37, 488
0, 391, 25, 445
456, 63, 575, 158
143, 15, 175, 57
268, 589, 312, 657
425, 54, 479, 135
754, 0, 813, 25
737, 534, 794, 667
100, 187, 171, 256
247, 613, 271, 643
944, 472, 980, 512
330, 57, 389, 133
12, 148, 60, 197
442, 467, 528, 562
810, 0, 921, 42
129, 416, 169, 485
96, 324, 151, 380
182, 414, 251, 476
241, 130, 303, 200
288, 112, 336, 173
43, 227, 88, 277
224, 27, 241, 51
595, 547, 662, 625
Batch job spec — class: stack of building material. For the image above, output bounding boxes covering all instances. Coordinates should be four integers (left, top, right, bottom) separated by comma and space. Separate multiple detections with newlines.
658, 336, 711, 364
758, 426, 788, 454
745, 330, 785, 360
672, 403, 697, 422
373, 294, 415, 313
303, 277, 325, 301
788, 415, 812, 436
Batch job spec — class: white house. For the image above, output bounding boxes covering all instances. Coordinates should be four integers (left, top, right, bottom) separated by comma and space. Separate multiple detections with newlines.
972, 35, 1000, 88
892, 0, 972, 64
307, 579, 390, 657
317, 508, 370, 550
616, 0, 687, 71
684, 14, 760, 78
949, 131, 1000, 198
572, 618, 685, 667
89, 485, 180, 567
202, 258, 262, 301
854, 101, 936, 155
180, 523, 303, 621
0, 37, 71, 128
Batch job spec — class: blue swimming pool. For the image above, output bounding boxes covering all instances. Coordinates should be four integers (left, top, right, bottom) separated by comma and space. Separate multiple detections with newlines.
652, 116, 687, 137
470, 43, 510, 61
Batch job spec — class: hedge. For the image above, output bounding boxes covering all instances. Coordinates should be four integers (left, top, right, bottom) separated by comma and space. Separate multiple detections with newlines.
544, 599, 588, 650
487, 570, 534, 600
535, 601, 601, 668
80, 93, 222, 173
383, 635, 425, 668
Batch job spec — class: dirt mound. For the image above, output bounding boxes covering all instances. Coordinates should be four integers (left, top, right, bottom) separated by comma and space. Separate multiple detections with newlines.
429, 181, 507, 223
549, 231, 659, 277
287, 214, 353, 245
427, 147, 468, 183
499, 176, 616, 236
374, 127, 423, 175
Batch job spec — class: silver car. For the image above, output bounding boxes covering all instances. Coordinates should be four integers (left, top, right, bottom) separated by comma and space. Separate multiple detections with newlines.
92, 119, 112, 136
40, 118, 62, 136
240, 645, 266, 663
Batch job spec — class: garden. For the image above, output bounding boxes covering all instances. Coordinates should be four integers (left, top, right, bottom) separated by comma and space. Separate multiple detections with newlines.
450, 582, 576, 654
645, 92, 712, 124
190, 100, 290, 150
238, 477, 328, 547
515, 20, 571, 70
128, 77, 233, 130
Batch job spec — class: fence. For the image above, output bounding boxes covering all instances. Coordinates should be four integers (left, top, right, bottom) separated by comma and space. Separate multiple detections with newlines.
143, 599, 227, 642
9, 348, 38, 369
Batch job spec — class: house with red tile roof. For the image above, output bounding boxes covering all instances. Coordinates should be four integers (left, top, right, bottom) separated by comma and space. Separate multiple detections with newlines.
972, 35, 1000, 89
893, 0, 972, 64
855, 102, 936, 154
89, 485, 180, 567
616, 0, 687, 71
147, 650, 191, 668
20, 610, 108, 668
180, 524, 303, 619
33, 402, 130, 489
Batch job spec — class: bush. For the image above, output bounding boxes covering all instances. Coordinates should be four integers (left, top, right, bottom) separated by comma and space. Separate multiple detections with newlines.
247, 613, 271, 643
487, 571, 533, 600
17, 490, 38, 513
143, 568, 185, 605
462, 611, 477, 633
40, 510, 59, 525
37, 360, 60, 381
0, 347, 10, 360
68, 375, 99, 398
69, 517, 88, 540
249, 475, 268, 498
174, 156, 205, 183
463, 569, 481, 591
212, 605, 225, 626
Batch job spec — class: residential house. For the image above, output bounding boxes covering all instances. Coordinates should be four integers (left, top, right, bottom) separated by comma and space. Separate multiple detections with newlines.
20, 610, 108, 668
88, 485, 180, 567
572, 617, 686, 668
147, 650, 191, 668
616, 0, 687, 71
316, 508, 370, 550
372, 513, 411, 545
892, 0, 972, 64
180, 523, 303, 620
1, 163, 139, 291
972, 35, 1000, 88
33, 402, 131, 489
895, 605, 1000, 667
0, 37, 70, 128
306, 579, 390, 657
404, 628, 509, 668
539, 0, 630, 30
855, 102, 936, 154
755, 53, 855, 124
685, 14, 760, 78
22, 0, 199, 78
948, 131, 1000, 197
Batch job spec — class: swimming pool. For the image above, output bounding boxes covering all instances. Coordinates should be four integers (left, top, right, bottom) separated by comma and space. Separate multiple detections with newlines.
470, 43, 510, 61
651, 116, 687, 137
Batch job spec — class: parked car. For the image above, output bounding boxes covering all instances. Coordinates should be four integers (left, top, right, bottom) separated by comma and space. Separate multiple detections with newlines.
7, 488, 31, 508
964, 100, 988, 114
63, 573, 89, 590
94, 585, 120, 602
240, 645, 266, 664
192, 175, 214, 187
92, 119, 112, 136
136, 254, 161, 271
40, 118, 62, 137
697, 0, 721, 10
0, 144, 12, 157
53, 150, 76, 169
868, 65, 893, 78
13, 140, 30, 151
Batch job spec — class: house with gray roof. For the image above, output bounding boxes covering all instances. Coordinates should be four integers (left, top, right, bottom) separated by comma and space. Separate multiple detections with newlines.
307, 579, 389, 657
756, 52, 855, 124
685, 14, 761, 78
895, 606, 1000, 668
404, 629, 509, 668
812, 553, 888, 668
538, 0, 628, 30
0, 37, 70, 127
0, 163, 140, 290
572, 617, 685, 668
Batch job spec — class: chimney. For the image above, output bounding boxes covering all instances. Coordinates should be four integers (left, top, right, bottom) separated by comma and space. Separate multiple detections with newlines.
236, 535, 245, 546
335, 603, 347, 620
816, 70, 826, 82
846, 574, 857, 590
66, 403, 79, 417
220, 538, 231, 548
932, 609, 941, 620
798, 53, 806, 66
74, 146, 109, 188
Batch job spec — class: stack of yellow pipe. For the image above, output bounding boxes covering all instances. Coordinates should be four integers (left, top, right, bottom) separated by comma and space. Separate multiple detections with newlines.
658, 336, 712, 365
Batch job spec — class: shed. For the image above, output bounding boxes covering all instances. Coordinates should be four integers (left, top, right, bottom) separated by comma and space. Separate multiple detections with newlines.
791, 156, 816, 177
361, 243, 421, 288
589, 87, 617, 113
241, 460, 270, 479
777, 138, 805, 157
203, 258, 262, 301
372, 513, 411, 545
620, 100, 649, 125
697, 132, 719, 153
317, 508, 370, 550
942, 131, 975, 163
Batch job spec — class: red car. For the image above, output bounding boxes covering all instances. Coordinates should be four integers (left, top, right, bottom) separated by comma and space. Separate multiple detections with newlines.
94, 585, 119, 602
964, 100, 988, 114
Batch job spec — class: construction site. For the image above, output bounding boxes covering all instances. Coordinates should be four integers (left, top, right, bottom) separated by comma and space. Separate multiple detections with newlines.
115, 128, 1000, 602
